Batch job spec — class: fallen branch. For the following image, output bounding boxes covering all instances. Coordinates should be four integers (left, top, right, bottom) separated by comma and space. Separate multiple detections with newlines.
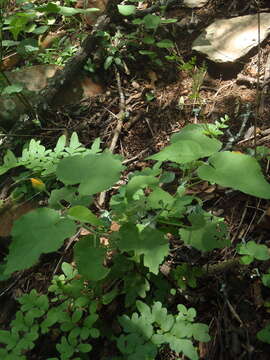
36, 15, 110, 118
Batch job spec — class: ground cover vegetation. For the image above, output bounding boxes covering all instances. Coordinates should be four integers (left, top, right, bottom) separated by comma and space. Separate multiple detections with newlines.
0, 0, 270, 359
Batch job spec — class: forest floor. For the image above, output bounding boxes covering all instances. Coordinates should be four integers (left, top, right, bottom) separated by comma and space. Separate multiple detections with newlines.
1, 0, 270, 359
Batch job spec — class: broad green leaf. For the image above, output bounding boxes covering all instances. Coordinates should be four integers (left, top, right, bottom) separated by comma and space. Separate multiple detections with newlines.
38, 3, 99, 16
191, 323, 210, 342
2, 83, 23, 95
90, 137, 101, 153
142, 36, 155, 44
198, 151, 270, 199
140, 227, 169, 274
257, 324, 270, 344
32, 25, 48, 34
56, 152, 123, 195
156, 39, 174, 48
126, 175, 159, 199
0, 149, 18, 175
139, 50, 157, 57
147, 187, 174, 210
149, 124, 221, 164
68, 205, 102, 226
240, 255, 254, 265
124, 273, 150, 307
118, 225, 169, 274
237, 241, 270, 261
77, 343, 92, 353
68, 132, 82, 150
104, 56, 113, 70
0, 330, 12, 344
74, 236, 110, 281
152, 333, 166, 345
262, 272, 270, 287
54, 134, 66, 152
59, 7, 100, 16
2, 40, 20, 47
37, 3, 60, 14
179, 212, 229, 252
143, 14, 161, 30
132, 18, 144, 25
117, 5, 136, 16
48, 187, 90, 210
5, 208, 76, 274
118, 223, 140, 252
161, 19, 178, 24
171, 124, 221, 147
17, 38, 39, 55
171, 320, 193, 338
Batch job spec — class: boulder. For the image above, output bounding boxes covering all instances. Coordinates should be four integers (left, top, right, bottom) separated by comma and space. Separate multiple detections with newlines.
183, 0, 208, 8
0, 64, 104, 129
192, 13, 270, 63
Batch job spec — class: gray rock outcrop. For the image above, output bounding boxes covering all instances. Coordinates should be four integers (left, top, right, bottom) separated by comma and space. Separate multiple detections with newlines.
183, 0, 208, 8
192, 13, 270, 63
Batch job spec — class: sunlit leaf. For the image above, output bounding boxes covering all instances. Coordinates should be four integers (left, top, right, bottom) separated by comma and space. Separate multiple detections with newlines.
68, 205, 102, 226
117, 5, 136, 16
198, 151, 270, 199
56, 152, 123, 195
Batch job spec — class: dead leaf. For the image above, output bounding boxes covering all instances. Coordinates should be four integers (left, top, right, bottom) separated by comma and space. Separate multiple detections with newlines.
147, 71, 158, 88
110, 222, 120, 232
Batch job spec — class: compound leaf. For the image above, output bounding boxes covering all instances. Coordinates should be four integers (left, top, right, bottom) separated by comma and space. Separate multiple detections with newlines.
191, 323, 211, 342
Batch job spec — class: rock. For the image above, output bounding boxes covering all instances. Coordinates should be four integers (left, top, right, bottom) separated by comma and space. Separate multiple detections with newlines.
0, 64, 104, 129
192, 13, 270, 63
183, 0, 208, 8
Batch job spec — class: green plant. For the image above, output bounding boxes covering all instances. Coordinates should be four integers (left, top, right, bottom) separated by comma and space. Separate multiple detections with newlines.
117, 300, 210, 360
172, 264, 203, 291
0, 132, 101, 176
36, 39, 79, 66
257, 324, 270, 345
96, 2, 177, 70
0, 262, 100, 359
3, 2, 99, 41
237, 240, 270, 265
2, 123, 270, 277
202, 115, 230, 137
1, 122, 270, 358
